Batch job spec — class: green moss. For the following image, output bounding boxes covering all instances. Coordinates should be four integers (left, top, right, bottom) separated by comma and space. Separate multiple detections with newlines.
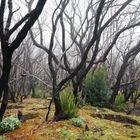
0, 136, 5, 140
78, 131, 94, 140
59, 126, 77, 139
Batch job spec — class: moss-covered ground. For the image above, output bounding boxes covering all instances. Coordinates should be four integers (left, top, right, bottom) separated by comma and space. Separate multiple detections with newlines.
1, 98, 140, 140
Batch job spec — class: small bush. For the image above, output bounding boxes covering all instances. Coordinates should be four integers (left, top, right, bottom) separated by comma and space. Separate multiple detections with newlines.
70, 117, 84, 127
114, 93, 133, 112
33, 86, 43, 98
83, 65, 110, 107
115, 92, 125, 105
60, 89, 79, 118
0, 116, 21, 133
0, 136, 5, 140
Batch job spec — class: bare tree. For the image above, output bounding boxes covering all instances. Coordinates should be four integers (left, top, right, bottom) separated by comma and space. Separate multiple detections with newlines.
110, 42, 140, 105
0, 0, 47, 121
27, 0, 140, 120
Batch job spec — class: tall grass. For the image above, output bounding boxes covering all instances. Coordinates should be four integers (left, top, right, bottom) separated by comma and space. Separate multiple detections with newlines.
60, 89, 79, 118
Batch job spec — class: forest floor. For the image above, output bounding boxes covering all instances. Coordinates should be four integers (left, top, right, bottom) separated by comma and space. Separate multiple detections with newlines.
1, 98, 140, 140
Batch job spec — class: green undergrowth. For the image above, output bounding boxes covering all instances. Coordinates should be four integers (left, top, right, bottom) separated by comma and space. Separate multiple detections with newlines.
3, 98, 140, 140
60, 118, 140, 140
70, 117, 84, 127
60, 89, 79, 118
59, 106, 140, 140
0, 136, 5, 140
0, 116, 21, 133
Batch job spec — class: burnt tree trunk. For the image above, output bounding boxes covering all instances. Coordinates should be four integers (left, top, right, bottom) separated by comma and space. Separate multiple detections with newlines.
0, 48, 13, 121
9, 90, 16, 103
109, 59, 129, 105
53, 92, 62, 118
0, 0, 47, 121
31, 85, 36, 98
52, 80, 63, 120
110, 43, 140, 105
72, 79, 78, 98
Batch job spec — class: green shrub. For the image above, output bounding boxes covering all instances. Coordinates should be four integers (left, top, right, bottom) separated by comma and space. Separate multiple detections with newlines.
83, 65, 110, 107
0, 116, 21, 133
33, 86, 43, 98
0, 136, 5, 140
114, 93, 133, 112
60, 89, 79, 118
70, 117, 84, 127
115, 92, 125, 105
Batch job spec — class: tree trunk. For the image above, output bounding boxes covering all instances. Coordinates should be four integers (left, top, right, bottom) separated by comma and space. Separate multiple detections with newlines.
72, 80, 78, 98
31, 84, 36, 98
0, 87, 9, 121
0, 52, 13, 121
124, 89, 134, 102
109, 83, 120, 106
9, 90, 16, 103
52, 86, 63, 121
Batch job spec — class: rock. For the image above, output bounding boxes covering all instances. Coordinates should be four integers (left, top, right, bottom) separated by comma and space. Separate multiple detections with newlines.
17, 110, 25, 122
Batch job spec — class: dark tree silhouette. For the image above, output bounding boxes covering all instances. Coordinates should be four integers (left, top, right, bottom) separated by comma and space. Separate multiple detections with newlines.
0, 0, 47, 121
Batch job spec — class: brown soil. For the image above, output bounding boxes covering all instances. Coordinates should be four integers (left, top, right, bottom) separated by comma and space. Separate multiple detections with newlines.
92, 113, 140, 125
